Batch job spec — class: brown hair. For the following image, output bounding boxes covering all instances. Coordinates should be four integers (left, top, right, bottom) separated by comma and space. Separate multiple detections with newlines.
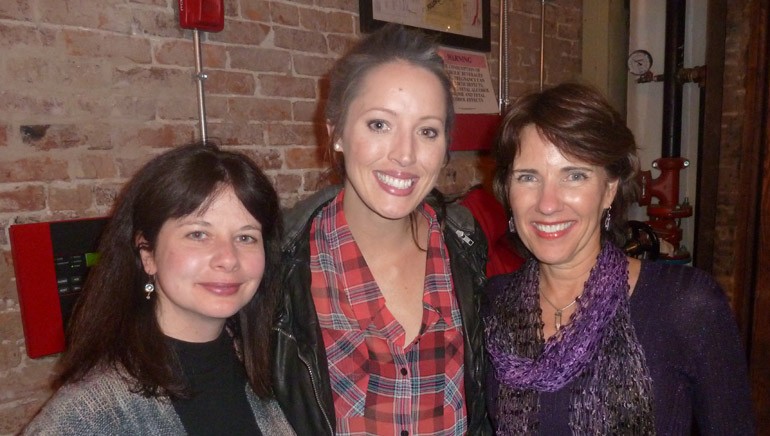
325, 23, 455, 179
492, 82, 640, 247
54, 142, 282, 398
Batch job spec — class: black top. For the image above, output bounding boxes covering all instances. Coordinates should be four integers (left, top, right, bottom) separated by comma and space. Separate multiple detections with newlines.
168, 331, 263, 436
485, 260, 755, 435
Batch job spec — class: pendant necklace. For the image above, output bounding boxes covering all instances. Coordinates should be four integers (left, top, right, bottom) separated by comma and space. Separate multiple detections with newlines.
540, 289, 581, 330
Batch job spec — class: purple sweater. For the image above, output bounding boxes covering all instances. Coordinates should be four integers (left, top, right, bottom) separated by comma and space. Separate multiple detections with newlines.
484, 260, 755, 435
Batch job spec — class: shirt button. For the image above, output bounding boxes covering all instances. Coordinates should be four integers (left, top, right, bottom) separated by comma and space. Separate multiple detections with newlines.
401, 431, 409, 436
400, 367, 407, 376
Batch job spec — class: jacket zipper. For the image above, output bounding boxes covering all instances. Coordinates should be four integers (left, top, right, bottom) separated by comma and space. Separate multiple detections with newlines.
277, 328, 335, 434
455, 229, 474, 246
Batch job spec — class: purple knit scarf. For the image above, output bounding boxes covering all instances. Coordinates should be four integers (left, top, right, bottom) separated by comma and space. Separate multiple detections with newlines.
485, 242, 655, 434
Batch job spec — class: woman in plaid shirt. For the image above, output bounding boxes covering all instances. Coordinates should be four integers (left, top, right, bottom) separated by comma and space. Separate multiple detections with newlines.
272, 24, 492, 436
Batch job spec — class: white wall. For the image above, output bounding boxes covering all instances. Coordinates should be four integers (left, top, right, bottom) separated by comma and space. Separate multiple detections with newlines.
626, 0, 707, 261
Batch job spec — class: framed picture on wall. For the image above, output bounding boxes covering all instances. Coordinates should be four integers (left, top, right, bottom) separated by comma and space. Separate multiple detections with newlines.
359, 0, 491, 52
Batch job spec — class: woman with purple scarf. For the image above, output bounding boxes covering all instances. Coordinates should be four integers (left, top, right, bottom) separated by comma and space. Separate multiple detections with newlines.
484, 82, 754, 435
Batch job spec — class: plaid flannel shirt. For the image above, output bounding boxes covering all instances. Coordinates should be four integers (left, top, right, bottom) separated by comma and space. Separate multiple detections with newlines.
309, 191, 467, 436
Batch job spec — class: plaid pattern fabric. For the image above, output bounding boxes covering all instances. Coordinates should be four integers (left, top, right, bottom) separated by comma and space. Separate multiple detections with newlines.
309, 191, 467, 436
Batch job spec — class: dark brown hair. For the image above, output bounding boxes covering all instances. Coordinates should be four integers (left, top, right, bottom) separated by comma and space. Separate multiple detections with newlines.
54, 143, 282, 398
325, 23, 455, 179
492, 82, 640, 247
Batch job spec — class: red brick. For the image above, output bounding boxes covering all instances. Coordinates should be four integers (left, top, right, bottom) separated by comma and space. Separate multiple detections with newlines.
317, 0, 357, 12
38, 0, 130, 33
274, 27, 329, 54
228, 47, 291, 73
49, 185, 94, 212
302, 169, 331, 191
78, 154, 117, 179
94, 182, 125, 208
273, 173, 302, 193
110, 96, 158, 122
240, 148, 283, 170
154, 40, 227, 68
130, 7, 184, 38
227, 97, 292, 122
0, 331, 22, 369
241, 0, 270, 21
293, 54, 335, 77
112, 67, 192, 96
327, 11, 356, 33
293, 100, 324, 123
0, 355, 57, 403
326, 33, 357, 56
259, 75, 316, 98
0, 158, 68, 183
0, 91, 64, 120
270, 2, 300, 26
206, 70, 256, 96
0, 0, 32, 21
21, 124, 82, 150
0, 125, 7, 146
129, 0, 166, 5
1, 248, 14, 289
267, 123, 317, 147
209, 20, 270, 46
298, 7, 329, 32
223, 0, 239, 18
0, 186, 46, 212
6, 57, 109, 92
0, 390, 52, 434
110, 123, 194, 150
61, 29, 152, 63
206, 123, 265, 146
156, 96, 199, 121
0, 291, 22, 337
284, 145, 326, 169
0, 23, 50, 49
135, 124, 196, 149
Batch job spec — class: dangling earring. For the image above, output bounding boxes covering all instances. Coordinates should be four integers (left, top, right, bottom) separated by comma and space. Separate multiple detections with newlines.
604, 206, 612, 231
508, 216, 516, 234
144, 276, 155, 300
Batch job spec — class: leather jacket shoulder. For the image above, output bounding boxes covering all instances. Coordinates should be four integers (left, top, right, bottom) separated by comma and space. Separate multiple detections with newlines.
272, 187, 492, 435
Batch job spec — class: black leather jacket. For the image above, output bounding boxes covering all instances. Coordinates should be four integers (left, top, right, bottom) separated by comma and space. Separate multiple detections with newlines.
271, 186, 492, 435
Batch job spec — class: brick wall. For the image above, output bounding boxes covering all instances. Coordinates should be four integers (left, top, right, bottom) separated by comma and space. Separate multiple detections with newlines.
0, 0, 582, 433
713, 1, 750, 297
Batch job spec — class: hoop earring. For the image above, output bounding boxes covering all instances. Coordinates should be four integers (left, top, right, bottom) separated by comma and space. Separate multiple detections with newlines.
604, 207, 612, 231
144, 276, 155, 300
508, 216, 516, 234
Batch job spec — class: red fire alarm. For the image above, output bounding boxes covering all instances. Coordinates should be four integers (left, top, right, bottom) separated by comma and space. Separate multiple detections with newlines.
178, 0, 224, 32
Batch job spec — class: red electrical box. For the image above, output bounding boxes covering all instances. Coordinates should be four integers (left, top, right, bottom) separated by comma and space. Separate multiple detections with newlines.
178, 0, 225, 32
10, 218, 108, 358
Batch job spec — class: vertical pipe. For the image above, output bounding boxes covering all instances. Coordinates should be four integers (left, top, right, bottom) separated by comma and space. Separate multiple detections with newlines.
499, 0, 509, 112
661, 0, 686, 157
193, 29, 208, 143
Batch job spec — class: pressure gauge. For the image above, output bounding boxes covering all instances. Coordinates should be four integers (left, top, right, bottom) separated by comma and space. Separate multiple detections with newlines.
627, 50, 653, 76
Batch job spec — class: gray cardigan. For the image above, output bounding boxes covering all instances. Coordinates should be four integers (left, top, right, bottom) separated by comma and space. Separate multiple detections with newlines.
23, 367, 295, 435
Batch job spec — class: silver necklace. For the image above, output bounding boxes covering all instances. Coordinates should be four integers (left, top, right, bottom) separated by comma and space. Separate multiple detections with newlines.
540, 290, 581, 330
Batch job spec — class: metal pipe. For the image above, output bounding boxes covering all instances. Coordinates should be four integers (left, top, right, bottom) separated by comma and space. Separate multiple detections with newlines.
193, 29, 208, 143
498, 0, 510, 112
661, 0, 686, 157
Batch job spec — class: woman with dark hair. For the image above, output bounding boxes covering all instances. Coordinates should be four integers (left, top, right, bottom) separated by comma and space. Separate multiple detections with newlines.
272, 24, 491, 435
24, 143, 294, 435
484, 82, 754, 434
